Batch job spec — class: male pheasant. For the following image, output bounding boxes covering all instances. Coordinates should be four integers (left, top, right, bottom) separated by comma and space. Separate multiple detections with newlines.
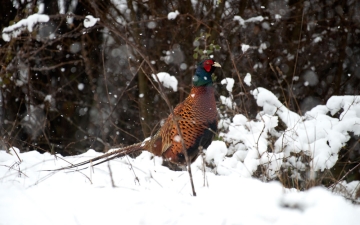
57, 59, 221, 170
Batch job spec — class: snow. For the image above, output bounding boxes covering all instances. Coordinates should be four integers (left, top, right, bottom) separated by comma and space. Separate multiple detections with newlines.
152, 72, 178, 92
173, 135, 181, 142
44, 95, 52, 102
168, 10, 180, 20
302, 70, 319, 86
243, 88, 360, 172
78, 83, 85, 90
1, 87, 360, 225
84, 15, 100, 28
234, 15, 264, 27
58, 0, 66, 14
205, 140, 228, 167
333, 180, 360, 200
258, 42, 267, 53
221, 78, 235, 92
244, 73, 252, 86
241, 44, 250, 53
220, 95, 235, 109
0, 147, 359, 225
220, 78, 236, 109
313, 36, 322, 43
217, 86, 360, 180
2, 14, 49, 42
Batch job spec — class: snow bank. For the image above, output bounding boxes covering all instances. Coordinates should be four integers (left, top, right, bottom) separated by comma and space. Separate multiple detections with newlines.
1, 148, 359, 225
216, 87, 360, 180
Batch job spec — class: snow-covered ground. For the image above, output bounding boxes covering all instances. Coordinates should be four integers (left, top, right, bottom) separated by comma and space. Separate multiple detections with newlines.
0, 148, 359, 225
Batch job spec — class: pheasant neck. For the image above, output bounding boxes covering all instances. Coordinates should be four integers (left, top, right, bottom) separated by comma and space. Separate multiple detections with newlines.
192, 72, 213, 87
189, 86, 216, 110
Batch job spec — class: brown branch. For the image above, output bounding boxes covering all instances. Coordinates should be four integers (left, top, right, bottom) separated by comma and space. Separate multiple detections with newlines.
329, 162, 360, 191
30, 60, 83, 71
107, 162, 116, 188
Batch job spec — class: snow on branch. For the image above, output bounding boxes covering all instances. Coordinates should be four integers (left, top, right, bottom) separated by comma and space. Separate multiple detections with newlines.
221, 78, 235, 92
84, 15, 100, 28
2, 14, 49, 42
208, 87, 360, 179
220, 78, 236, 110
252, 88, 301, 129
167, 10, 180, 20
244, 73, 252, 86
152, 72, 178, 92
233, 15, 264, 27
254, 88, 360, 172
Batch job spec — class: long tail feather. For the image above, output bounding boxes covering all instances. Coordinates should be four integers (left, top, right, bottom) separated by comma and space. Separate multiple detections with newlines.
49, 143, 144, 171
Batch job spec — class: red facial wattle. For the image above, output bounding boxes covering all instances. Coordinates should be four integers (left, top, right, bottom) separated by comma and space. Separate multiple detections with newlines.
203, 59, 213, 72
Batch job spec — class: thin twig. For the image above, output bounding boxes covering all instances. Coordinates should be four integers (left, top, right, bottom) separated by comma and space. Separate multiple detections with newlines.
125, 156, 140, 185
329, 162, 360, 190
107, 162, 116, 188
290, 5, 305, 90
102, 37, 113, 112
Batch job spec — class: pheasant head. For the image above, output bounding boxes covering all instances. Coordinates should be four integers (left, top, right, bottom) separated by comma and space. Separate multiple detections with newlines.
192, 59, 221, 87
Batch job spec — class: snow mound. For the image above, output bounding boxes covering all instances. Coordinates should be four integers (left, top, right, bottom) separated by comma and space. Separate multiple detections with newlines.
1, 148, 359, 225
216, 87, 360, 179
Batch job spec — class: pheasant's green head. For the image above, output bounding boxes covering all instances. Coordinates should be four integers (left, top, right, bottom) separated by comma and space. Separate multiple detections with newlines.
193, 59, 221, 87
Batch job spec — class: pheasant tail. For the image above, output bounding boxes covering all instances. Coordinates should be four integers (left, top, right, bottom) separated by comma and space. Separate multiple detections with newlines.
53, 143, 145, 171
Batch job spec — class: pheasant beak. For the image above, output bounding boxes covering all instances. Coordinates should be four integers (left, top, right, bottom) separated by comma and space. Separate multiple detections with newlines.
212, 62, 221, 68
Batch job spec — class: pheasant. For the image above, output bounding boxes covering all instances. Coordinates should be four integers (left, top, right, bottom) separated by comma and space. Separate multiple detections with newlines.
57, 59, 221, 170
